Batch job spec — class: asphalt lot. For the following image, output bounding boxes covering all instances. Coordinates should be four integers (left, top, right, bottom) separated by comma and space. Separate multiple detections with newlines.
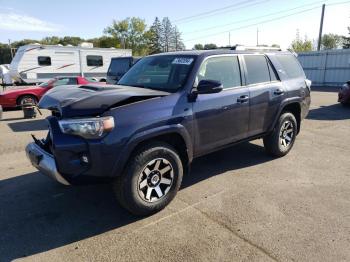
0, 90, 349, 262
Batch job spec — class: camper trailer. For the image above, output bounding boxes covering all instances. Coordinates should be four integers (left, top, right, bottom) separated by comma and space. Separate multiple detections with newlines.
9, 44, 132, 84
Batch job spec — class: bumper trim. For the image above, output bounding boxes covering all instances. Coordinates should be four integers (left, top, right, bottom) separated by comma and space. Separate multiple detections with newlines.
25, 142, 70, 185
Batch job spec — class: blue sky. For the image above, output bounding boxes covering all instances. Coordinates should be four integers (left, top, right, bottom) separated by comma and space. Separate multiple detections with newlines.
0, 0, 349, 49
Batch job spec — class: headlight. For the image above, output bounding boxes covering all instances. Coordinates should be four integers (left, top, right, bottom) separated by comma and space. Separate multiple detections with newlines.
58, 116, 115, 139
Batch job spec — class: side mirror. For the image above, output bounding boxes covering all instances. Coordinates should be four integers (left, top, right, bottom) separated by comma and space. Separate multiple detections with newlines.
196, 80, 223, 94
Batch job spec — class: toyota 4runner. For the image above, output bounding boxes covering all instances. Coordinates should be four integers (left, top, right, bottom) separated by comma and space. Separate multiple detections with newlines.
26, 50, 311, 216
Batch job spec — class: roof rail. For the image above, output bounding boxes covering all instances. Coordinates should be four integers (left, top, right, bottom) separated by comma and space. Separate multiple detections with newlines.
231, 45, 282, 51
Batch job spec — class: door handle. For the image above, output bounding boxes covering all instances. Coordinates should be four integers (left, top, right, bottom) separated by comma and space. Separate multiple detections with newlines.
274, 89, 284, 96
237, 95, 249, 103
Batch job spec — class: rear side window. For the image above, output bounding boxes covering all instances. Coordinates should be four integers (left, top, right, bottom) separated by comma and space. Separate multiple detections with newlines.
38, 56, 51, 66
87, 55, 103, 66
197, 56, 241, 89
274, 54, 305, 79
108, 58, 131, 76
244, 55, 270, 85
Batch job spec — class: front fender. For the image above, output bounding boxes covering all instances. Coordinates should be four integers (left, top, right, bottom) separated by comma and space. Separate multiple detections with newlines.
112, 124, 193, 176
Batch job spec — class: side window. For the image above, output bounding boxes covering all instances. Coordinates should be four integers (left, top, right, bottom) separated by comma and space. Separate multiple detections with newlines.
244, 55, 270, 85
87, 55, 103, 66
274, 54, 305, 79
67, 78, 78, 85
38, 56, 51, 66
196, 56, 241, 89
53, 78, 70, 86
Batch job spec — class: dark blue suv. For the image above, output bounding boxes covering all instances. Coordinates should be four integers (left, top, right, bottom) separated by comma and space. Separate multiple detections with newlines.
26, 50, 311, 216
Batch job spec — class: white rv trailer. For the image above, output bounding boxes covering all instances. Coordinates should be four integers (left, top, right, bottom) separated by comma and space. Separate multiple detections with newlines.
9, 44, 132, 84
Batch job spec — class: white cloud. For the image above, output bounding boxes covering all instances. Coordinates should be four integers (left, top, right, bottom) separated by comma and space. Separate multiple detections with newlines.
0, 10, 62, 32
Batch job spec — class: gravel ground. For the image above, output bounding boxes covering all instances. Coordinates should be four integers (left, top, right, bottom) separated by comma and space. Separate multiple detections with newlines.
0, 90, 349, 262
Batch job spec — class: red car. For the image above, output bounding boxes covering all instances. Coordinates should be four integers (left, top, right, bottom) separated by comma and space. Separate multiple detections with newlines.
0, 76, 95, 108
338, 81, 350, 105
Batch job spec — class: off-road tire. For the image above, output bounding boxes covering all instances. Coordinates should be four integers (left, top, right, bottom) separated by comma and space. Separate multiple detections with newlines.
113, 142, 183, 216
263, 112, 298, 157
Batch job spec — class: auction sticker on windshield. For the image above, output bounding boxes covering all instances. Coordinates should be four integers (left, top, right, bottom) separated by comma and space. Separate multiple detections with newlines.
172, 58, 194, 65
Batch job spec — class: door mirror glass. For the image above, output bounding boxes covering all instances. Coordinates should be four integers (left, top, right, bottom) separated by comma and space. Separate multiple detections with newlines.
196, 79, 223, 94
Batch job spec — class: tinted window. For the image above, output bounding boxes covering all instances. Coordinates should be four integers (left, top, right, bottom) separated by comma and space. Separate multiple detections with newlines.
197, 56, 241, 89
118, 55, 195, 92
108, 58, 131, 76
87, 55, 103, 66
275, 54, 305, 79
53, 78, 76, 86
244, 55, 270, 85
38, 56, 51, 66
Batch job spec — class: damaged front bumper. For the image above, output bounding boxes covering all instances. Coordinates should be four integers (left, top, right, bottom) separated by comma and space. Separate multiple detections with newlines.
25, 142, 70, 185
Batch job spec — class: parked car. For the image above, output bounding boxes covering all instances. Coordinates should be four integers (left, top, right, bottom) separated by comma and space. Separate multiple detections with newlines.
106, 56, 141, 84
0, 76, 94, 108
338, 81, 350, 105
26, 50, 311, 216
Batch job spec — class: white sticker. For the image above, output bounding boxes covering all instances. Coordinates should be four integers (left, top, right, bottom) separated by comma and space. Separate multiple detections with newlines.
172, 58, 194, 65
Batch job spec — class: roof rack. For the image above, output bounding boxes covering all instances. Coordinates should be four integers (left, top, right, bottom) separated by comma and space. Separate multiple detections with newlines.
231, 45, 282, 52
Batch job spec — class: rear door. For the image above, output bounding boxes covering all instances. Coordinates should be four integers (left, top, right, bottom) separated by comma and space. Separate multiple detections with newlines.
192, 55, 250, 155
243, 55, 285, 136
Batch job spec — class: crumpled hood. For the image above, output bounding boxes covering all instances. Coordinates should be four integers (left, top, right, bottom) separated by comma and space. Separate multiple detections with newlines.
38, 84, 170, 118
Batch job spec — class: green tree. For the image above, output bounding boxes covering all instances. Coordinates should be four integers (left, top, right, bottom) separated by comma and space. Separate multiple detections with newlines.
161, 17, 173, 52
194, 44, 204, 50
290, 30, 312, 52
41, 36, 61, 45
104, 17, 148, 55
148, 17, 163, 54
172, 26, 185, 51
204, 43, 217, 50
60, 36, 84, 46
0, 43, 12, 64
321, 34, 342, 50
343, 27, 350, 49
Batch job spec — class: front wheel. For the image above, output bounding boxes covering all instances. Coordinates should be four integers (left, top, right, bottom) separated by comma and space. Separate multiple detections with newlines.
113, 142, 183, 216
263, 112, 297, 157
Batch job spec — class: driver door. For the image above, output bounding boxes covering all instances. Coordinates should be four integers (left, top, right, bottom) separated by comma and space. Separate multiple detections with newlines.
192, 55, 250, 156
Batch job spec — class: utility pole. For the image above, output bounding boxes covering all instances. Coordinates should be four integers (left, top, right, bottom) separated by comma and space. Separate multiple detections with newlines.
317, 4, 325, 51
256, 28, 259, 46
229, 32, 231, 47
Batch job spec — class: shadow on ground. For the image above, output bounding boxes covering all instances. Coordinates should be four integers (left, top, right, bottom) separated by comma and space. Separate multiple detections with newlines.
7, 119, 48, 132
307, 104, 350, 121
0, 142, 272, 261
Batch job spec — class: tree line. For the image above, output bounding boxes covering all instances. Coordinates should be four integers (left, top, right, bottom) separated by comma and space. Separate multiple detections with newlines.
0, 16, 185, 64
290, 27, 350, 52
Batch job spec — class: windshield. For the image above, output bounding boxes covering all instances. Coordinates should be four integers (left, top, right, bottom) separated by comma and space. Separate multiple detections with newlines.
118, 55, 196, 92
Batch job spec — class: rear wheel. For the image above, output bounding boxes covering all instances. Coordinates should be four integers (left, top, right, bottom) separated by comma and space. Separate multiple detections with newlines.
17, 95, 37, 106
113, 142, 183, 216
263, 112, 297, 157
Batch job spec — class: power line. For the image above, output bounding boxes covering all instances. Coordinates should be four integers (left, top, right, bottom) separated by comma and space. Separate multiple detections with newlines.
173, 0, 268, 24
184, 0, 350, 42
181, 0, 331, 35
